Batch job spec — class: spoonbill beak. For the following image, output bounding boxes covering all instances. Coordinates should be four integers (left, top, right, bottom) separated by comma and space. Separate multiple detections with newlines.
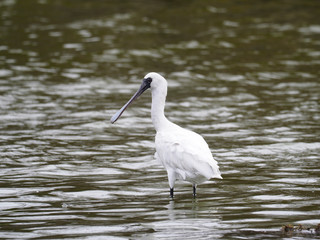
110, 78, 151, 124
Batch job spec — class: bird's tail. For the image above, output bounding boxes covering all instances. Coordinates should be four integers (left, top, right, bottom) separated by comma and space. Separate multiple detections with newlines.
210, 160, 223, 179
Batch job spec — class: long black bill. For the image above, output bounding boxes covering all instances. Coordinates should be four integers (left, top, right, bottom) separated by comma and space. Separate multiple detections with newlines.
110, 79, 151, 124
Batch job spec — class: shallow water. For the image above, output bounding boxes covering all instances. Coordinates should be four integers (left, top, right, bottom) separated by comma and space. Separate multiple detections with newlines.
1, 0, 320, 239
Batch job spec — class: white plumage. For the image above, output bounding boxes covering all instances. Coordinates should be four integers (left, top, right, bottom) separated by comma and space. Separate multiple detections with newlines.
111, 72, 222, 197
155, 125, 222, 188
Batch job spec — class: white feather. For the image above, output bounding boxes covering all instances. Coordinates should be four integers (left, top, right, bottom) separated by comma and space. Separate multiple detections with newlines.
112, 72, 222, 196
155, 122, 222, 187
145, 72, 222, 190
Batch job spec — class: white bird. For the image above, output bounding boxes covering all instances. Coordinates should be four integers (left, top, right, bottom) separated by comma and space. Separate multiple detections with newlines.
111, 72, 222, 197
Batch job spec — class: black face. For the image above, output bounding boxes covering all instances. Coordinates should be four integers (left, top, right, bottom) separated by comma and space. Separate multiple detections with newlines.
138, 77, 152, 97
144, 77, 152, 86
110, 77, 152, 124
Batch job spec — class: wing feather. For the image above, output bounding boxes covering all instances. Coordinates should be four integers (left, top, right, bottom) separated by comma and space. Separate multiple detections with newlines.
155, 126, 222, 184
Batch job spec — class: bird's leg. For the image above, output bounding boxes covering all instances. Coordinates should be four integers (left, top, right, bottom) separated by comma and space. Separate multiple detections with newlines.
167, 170, 175, 198
193, 184, 197, 198
170, 188, 174, 198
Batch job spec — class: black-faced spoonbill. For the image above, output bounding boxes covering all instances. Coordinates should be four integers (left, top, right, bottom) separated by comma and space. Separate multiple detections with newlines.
111, 72, 222, 197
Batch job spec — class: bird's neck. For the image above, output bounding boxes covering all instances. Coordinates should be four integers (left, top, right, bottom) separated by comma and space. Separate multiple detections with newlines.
151, 88, 171, 132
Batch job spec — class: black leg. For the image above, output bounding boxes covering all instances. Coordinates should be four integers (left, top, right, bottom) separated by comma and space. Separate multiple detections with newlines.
193, 185, 196, 197
170, 188, 174, 198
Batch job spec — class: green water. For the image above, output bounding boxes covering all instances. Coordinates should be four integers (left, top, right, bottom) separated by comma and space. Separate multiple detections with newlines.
0, 0, 319, 239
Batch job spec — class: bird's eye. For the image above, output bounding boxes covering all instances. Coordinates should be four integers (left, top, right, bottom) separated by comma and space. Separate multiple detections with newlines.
145, 77, 152, 84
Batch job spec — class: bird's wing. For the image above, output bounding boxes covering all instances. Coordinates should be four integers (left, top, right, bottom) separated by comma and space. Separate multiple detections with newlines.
155, 127, 222, 182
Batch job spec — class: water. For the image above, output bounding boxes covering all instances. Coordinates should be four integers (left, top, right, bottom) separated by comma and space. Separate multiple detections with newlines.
1, 0, 320, 239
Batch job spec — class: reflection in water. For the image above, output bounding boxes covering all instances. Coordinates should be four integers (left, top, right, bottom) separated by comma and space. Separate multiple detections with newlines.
0, 0, 320, 239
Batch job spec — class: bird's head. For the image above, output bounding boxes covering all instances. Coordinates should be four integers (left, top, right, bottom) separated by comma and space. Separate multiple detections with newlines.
110, 72, 167, 124
143, 72, 167, 92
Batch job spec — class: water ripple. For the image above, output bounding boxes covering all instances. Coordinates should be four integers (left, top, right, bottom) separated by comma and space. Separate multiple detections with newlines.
0, 1, 319, 239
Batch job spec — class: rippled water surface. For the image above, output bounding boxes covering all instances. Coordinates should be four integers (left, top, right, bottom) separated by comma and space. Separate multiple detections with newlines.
1, 0, 320, 239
